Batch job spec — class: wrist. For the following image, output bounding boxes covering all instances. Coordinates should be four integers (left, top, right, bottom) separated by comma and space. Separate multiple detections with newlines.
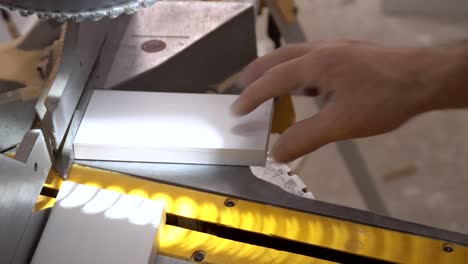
421, 46, 468, 112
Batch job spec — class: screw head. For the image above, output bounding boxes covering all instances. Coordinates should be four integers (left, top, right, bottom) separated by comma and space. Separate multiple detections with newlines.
141, 39, 166, 53
34, 162, 38, 172
443, 243, 454, 253
224, 198, 236, 207
191, 250, 206, 262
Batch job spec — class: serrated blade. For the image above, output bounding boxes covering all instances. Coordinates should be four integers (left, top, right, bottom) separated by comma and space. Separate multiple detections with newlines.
0, 0, 158, 22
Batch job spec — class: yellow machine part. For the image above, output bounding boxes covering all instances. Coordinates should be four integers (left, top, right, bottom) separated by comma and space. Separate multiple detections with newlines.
161, 225, 333, 263
34, 195, 55, 212
36, 165, 468, 263
270, 0, 297, 24
32, 170, 63, 212
271, 95, 296, 134
35, 169, 331, 263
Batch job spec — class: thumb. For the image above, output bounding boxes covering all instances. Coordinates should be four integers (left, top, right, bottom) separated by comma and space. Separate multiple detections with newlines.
272, 106, 342, 162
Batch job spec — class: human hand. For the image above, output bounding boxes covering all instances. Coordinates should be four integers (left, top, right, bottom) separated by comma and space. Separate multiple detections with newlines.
231, 41, 451, 162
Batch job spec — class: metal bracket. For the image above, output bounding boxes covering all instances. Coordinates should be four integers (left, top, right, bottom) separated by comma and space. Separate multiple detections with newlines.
40, 19, 112, 152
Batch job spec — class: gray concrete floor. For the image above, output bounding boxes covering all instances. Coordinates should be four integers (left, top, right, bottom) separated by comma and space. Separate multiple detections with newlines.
258, 0, 468, 234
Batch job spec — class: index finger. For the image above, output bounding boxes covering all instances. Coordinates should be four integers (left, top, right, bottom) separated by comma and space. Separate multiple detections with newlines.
238, 44, 311, 87
232, 57, 307, 116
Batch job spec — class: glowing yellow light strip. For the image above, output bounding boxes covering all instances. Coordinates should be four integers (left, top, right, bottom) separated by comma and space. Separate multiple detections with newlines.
34, 195, 55, 212
62, 164, 468, 263
34, 165, 63, 212
160, 225, 334, 263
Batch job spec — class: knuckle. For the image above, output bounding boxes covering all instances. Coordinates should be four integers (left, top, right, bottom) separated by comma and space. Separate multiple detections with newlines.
308, 42, 362, 72
263, 63, 287, 78
311, 40, 366, 60
246, 58, 264, 72
265, 60, 305, 85
311, 46, 340, 63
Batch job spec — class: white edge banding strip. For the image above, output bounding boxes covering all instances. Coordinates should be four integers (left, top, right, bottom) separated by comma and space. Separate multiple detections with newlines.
73, 90, 273, 166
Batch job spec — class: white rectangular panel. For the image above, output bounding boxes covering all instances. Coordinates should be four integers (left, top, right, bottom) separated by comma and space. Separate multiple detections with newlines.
73, 90, 272, 166
32, 182, 165, 264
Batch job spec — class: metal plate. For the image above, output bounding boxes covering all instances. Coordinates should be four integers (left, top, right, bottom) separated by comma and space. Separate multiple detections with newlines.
0, 100, 35, 152
0, 130, 51, 264
95, 1, 257, 93
12, 209, 51, 264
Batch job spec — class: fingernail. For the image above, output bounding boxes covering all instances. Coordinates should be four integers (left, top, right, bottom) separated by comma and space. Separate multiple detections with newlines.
238, 79, 248, 87
224, 82, 245, 95
230, 98, 244, 116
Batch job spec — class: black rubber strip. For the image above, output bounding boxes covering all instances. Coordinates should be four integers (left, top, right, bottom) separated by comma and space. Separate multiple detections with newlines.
166, 214, 394, 264
40, 186, 59, 198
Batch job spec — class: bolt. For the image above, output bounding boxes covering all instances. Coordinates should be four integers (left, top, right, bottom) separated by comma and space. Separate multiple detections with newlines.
141, 39, 166, 53
224, 198, 236, 207
34, 162, 38, 172
443, 243, 454, 253
191, 250, 206, 262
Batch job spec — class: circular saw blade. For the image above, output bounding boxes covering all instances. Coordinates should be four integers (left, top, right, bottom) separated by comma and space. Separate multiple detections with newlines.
0, 0, 158, 22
